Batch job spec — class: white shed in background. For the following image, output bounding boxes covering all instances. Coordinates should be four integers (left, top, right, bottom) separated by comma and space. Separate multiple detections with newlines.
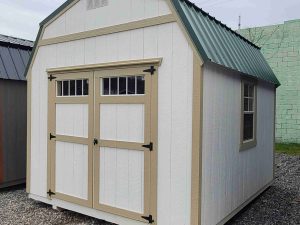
26, 0, 280, 225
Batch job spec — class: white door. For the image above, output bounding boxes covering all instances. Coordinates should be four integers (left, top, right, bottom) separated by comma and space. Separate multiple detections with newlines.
48, 72, 94, 207
93, 66, 156, 223
48, 65, 158, 223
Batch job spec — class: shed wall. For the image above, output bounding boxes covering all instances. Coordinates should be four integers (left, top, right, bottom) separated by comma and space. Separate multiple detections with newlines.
0, 80, 27, 187
201, 64, 275, 225
42, 0, 171, 39
30, 22, 194, 225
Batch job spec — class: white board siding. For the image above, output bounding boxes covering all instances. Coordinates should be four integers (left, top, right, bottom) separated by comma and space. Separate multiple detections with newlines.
56, 142, 89, 199
201, 65, 275, 225
99, 147, 144, 213
30, 22, 193, 225
100, 104, 144, 143
42, 0, 171, 39
56, 104, 89, 138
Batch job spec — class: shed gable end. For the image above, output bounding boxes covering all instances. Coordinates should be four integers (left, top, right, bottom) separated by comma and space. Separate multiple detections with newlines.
42, 0, 172, 39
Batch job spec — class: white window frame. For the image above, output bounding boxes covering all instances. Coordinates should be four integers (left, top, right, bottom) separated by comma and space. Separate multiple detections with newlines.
240, 79, 257, 151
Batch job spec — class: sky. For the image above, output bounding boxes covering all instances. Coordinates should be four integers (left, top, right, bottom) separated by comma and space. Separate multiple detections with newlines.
0, 0, 299, 41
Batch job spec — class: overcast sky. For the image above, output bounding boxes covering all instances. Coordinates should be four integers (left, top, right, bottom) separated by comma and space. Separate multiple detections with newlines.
0, 0, 299, 41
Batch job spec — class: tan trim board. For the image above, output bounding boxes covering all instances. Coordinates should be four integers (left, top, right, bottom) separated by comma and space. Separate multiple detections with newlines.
39, 14, 176, 46
47, 58, 162, 74
166, 0, 204, 65
55, 97, 90, 104
97, 96, 146, 104
99, 140, 145, 151
55, 135, 89, 145
191, 54, 203, 225
273, 87, 276, 179
149, 64, 158, 225
217, 180, 274, 225
26, 70, 32, 193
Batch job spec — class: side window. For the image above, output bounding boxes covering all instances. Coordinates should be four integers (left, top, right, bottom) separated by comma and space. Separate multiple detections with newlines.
101, 76, 145, 96
56, 79, 89, 97
241, 80, 257, 150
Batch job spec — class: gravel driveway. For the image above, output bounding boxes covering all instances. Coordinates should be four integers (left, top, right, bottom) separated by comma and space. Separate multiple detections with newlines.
0, 153, 299, 225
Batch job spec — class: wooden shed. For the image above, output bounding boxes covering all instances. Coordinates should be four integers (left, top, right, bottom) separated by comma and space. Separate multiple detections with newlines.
0, 34, 32, 188
26, 0, 280, 225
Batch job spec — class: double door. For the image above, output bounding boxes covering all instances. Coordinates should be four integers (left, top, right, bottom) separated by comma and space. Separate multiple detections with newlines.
48, 66, 157, 222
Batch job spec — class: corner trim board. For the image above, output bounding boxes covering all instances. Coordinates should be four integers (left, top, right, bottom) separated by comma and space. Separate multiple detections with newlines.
39, 14, 176, 46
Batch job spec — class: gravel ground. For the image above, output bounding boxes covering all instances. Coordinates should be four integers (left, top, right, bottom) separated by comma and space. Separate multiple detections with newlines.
0, 153, 299, 225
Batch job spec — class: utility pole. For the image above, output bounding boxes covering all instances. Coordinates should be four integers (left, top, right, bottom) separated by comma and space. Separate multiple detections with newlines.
238, 15, 241, 30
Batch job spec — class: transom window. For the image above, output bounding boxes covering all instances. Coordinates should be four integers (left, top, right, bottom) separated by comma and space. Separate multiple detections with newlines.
57, 79, 89, 97
242, 80, 256, 145
101, 76, 145, 96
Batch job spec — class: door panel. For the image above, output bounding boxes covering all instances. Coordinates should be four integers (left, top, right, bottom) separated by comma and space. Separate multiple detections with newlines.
55, 141, 88, 200
100, 104, 145, 142
56, 104, 89, 138
48, 72, 93, 207
93, 67, 152, 222
99, 147, 144, 213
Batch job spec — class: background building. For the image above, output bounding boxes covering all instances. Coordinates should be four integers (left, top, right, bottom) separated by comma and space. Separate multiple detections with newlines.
240, 19, 300, 143
0, 34, 33, 188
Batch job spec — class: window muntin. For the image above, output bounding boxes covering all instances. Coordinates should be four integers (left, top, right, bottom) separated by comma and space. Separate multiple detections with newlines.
56, 79, 89, 97
101, 76, 145, 96
242, 81, 256, 143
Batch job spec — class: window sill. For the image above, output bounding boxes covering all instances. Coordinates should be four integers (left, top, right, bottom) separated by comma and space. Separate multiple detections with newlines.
240, 140, 257, 151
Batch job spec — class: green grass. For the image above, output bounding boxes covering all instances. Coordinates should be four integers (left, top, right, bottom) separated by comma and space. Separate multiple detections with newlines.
275, 143, 300, 155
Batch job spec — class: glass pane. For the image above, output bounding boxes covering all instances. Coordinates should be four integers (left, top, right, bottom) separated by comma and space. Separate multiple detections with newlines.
244, 98, 249, 111
76, 80, 83, 96
110, 77, 118, 95
119, 77, 126, 95
63, 80, 69, 96
136, 76, 145, 94
70, 80, 76, 96
249, 98, 254, 111
243, 114, 254, 141
57, 81, 62, 96
249, 84, 254, 97
127, 76, 136, 95
244, 83, 249, 97
102, 78, 110, 95
83, 79, 89, 95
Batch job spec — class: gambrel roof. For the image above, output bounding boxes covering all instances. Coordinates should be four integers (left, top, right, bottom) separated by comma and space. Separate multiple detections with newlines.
173, 0, 280, 86
25, 0, 280, 86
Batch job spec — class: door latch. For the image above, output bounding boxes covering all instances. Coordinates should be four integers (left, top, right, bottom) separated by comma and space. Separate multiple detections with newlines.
93, 138, 99, 146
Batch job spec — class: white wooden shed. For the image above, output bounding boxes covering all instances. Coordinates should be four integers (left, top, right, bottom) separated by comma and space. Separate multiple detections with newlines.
26, 0, 280, 225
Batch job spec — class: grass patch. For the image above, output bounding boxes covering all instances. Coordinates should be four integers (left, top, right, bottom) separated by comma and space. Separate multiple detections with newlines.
275, 143, 300, 155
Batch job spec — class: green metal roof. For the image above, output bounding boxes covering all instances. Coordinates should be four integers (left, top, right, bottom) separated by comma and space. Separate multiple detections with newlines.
173, 0, 280, 86
25, 0, 280, 87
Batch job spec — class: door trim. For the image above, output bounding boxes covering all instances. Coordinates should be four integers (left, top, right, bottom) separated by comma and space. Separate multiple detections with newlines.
47, 72, 94, 208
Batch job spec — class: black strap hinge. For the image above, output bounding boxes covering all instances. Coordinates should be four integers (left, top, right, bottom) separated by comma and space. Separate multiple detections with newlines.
142, 142, 153, 151
48, 74, 57, 81
141, 215, 154, 224
47, 189, 55, 197
50, 133, 56, 140
143, 66, 156, 75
